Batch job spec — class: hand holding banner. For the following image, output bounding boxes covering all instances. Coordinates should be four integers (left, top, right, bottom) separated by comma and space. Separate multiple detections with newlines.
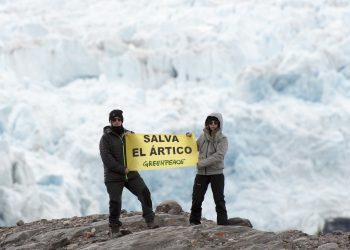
125, 133, 198, 171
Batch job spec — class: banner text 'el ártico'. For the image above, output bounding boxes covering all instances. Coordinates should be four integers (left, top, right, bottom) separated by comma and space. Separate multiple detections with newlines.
125, 133, 198, 171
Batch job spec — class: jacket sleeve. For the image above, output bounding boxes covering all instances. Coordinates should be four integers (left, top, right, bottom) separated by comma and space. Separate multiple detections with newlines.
99, 135, 126, 174
196, 134, 204, 152
197, 136, 228, 168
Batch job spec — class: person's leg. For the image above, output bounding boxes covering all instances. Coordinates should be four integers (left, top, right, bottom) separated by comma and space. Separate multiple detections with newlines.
125, 176, 155, 224
210, 174, 228, 225
189, 175, 209, 225
105, 181, 124, 227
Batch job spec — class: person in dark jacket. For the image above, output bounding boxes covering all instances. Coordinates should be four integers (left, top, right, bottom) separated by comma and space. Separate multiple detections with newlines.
189, 112, 230, 225
99, 109, 158, 235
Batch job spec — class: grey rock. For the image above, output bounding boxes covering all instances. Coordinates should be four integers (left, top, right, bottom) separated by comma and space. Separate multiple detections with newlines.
293, 236, 309, 243
67, 243, 79, 250
310, 235, 319, 240
63, 220, 71, 226
5, 242, 46, 250
316, 242, 339, 250
155, 200, 183, 215
228, 217, 253, 228
47, 237, 70, 250
2, 228, 42, 245
16, 220, 25, 226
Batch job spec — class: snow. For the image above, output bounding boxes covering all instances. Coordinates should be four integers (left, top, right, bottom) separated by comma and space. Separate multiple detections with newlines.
1, 0, 350, 234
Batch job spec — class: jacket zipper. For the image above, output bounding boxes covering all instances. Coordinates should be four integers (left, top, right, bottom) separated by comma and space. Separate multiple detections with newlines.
205, 140, 209, 174
117, 134, 128, 181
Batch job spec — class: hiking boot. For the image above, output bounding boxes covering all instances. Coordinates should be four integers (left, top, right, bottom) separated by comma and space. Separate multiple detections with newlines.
109, 223, 121, 237
147, 220, 159, 229
189, 221, 201, 226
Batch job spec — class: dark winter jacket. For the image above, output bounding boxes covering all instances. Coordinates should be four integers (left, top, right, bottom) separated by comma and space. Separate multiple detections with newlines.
99, 126, 140, 182
196, 112, 228, 175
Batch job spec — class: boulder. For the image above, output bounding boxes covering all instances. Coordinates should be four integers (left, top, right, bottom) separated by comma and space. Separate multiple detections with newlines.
155, 200, 183, 215
228, 217, 253, 228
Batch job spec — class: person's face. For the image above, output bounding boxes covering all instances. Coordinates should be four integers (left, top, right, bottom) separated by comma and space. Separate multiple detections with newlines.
111, 117, 123, 127
208, 120, 219, 131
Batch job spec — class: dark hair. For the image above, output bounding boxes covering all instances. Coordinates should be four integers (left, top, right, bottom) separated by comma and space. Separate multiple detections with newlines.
109, 109, 124, 122
205, 116, 220, 127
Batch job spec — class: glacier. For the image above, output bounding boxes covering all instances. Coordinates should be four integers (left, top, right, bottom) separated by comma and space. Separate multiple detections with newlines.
1, 0, 350, 234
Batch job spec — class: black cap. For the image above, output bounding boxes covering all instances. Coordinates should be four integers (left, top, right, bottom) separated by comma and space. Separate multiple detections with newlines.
109, 109, 124, 122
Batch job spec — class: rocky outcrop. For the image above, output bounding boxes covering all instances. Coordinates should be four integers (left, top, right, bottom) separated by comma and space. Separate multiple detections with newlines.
1, 201, 350, 250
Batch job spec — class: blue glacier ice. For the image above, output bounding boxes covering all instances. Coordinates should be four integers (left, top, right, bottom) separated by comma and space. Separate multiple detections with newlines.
1, 0, 350, 234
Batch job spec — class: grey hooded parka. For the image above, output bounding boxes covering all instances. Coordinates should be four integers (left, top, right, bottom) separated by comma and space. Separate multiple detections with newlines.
196, 112, 228, 175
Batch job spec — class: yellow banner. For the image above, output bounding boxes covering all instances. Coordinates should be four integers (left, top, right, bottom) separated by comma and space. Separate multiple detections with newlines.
125, 133, 198, 171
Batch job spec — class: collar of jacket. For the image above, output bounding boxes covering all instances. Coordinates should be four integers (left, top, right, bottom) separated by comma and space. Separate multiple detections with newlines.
103, 126, 129, 137
203, 128, 222, 141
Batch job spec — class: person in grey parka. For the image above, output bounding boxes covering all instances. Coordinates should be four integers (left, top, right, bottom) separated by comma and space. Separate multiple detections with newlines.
189, 112, 230, 225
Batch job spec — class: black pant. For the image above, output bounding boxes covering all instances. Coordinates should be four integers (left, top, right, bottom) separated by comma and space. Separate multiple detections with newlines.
189, 174, 228, 225
105, 176, 155, 225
